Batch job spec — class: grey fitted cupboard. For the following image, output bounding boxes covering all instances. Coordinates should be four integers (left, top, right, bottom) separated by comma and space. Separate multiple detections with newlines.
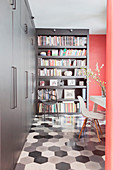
0, 0, 36, 170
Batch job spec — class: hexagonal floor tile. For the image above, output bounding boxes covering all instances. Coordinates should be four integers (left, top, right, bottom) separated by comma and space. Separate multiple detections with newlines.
60, 145, 72, 152
76, 155, 90, 163
15, 163, 25, 170
24, 162, 41, 170
71, 161, 87, 170
48, 146, 60, 152
42, 150, 54, 158
55, 150, 67, 157
68, 150, 80, 157
36, 146, 48, 152
89, 155, 104, 163
92, 150, 105, 156
72, 145, 84, 151
61, 155, 76, 163
80, 150, 93, 157
29, 151, 41, 158
34, 156, 48, 164
85, 161, 101, 170
41, 162, 56, 170
43, 142, 54, 147
56, 162, 71, 170
48, 156, 61, 164
19, 156, 34, 165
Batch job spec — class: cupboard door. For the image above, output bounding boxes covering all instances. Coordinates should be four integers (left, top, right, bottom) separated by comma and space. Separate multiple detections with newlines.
0, 1, 13, 170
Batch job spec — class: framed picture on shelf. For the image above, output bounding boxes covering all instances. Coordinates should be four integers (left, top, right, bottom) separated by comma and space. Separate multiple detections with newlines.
67, 79, 76, 86
64, 89, 75, 99
50, 79, 57, 86
40, 81, 45, 86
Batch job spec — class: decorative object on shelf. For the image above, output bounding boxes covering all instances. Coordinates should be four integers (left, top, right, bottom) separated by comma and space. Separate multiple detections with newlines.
64, 89, 75, 99
56, 80, 64, 99
79, 81, 84, 86
52, 50, 58, 56
40, 52, 46, 56
82, 63, 106, 97
68, 79, 76, 86
64, 71, 72, 76
50, 79, 57, 86
40, 81, 45, 86
47, 50, 51, 56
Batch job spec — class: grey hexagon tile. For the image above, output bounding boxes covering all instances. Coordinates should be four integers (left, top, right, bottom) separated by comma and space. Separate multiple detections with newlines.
36, 146, 48, 152
17, 151, 28, 162
90, 137, 100, 143
85, 131, 96, 136
43, 142, 54, 147
54, 142, 65, 147
24, 145, 36, 152
68, 150, 81, 157
80, 150, 93, 157
19, 156, 34, 165
59, 138, 69, 143
61, 155, 76, 164
56, 162, 71, 170
15, 163, 25, 170
48, 156, 61, 164
76, 141, 88, 147
48, 146, 60, 152
89, 155, 104, 163
95, 145, 105, 151
42, 150, 54, 157
48, 138, 59, 143
55, 150, 67, 157
85, 161, 101, 170
41, 162, 56, 170
24, 162, 41, 170
71, 162, 87, 170
102, 155, 105, 161
60, 145, 72, 152
49, 132, 58, 136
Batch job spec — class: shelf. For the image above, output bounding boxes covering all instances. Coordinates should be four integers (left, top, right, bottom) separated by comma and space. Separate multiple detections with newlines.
37, 99, 86, 102
38, 45, 87, 49
38, 66, 87, 69
37, 86, 87, 89
38, 55, 87, 59
37, 112, 81, 115
38, 76, 86, 79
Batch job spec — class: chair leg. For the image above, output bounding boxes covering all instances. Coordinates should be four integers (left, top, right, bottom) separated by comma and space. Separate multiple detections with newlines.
78, 118, 87, 139
83, 118, 87, 134
44, 104, 46, 121
56, 103, 59, 119
94, 119, 100, 142
96, 119, 102, 135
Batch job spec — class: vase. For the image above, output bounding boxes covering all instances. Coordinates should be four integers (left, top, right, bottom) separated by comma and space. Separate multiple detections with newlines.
101, 86, 106, 97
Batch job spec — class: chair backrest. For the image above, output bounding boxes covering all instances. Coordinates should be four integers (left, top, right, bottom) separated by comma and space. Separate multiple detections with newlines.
77, 96, 88, 117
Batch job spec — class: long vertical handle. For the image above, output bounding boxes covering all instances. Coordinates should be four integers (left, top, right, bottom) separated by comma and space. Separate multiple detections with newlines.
13, 0, 16, 10
25, 71, 28, 98
10, 0, 14, 5
11, 67, 15, 109
14, 67, 17, 108
32, 73, 34, 94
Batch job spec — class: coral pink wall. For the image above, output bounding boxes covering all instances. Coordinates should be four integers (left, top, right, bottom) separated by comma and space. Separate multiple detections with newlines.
89, 35, 106, 111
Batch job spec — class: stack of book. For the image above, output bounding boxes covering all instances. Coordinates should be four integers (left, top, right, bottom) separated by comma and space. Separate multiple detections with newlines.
73, 59, 86, 67
39, 68, 62, 76
38, 36, 87, 46
74, 69, 86, 76
59, 49, 86, 56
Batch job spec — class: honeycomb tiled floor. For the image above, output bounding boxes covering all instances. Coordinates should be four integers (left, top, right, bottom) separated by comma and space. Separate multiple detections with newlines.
15, 114, 105, 170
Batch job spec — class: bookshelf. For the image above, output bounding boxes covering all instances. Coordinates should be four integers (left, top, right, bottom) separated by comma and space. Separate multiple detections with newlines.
36, 29, 89, 115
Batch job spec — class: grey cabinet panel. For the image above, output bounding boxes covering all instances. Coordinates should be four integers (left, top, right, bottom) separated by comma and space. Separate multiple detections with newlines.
0, 0, 36, 170
0, 1, 13, 170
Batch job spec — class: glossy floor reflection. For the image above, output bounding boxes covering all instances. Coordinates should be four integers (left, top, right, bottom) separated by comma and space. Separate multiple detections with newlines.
15, 114, 105, 170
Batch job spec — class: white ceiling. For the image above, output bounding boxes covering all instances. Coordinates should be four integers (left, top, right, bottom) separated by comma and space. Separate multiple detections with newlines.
28, 0, 107, 34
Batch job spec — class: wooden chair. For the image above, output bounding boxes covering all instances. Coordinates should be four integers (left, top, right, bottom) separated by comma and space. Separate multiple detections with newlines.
77, 96, 104, 142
